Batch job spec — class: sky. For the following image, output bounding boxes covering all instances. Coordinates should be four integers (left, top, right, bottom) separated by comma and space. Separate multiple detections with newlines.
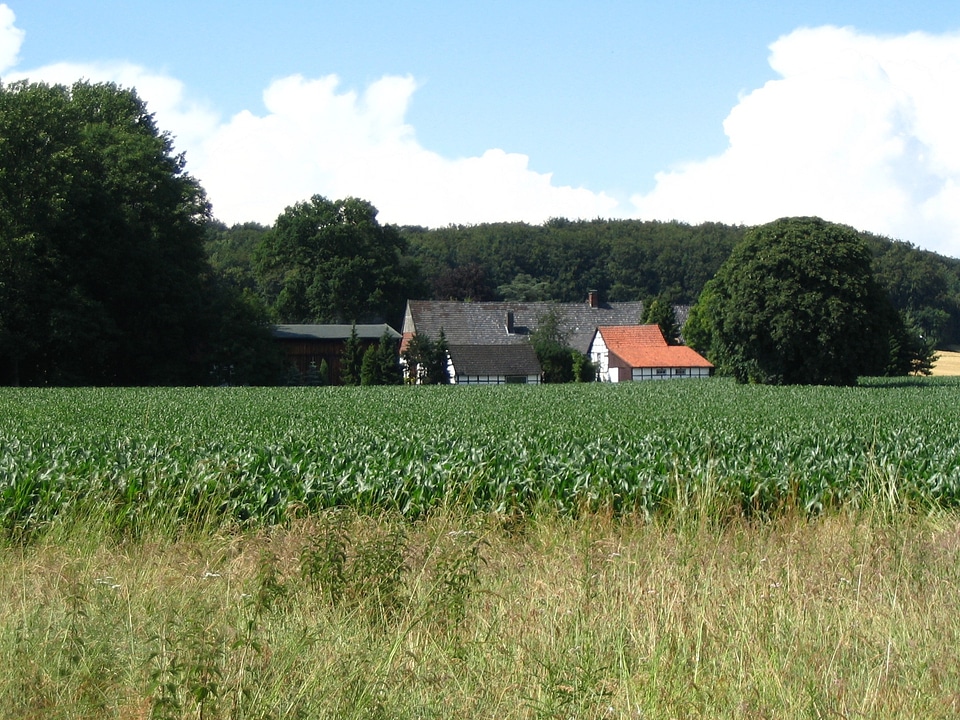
2, 2, 960, 256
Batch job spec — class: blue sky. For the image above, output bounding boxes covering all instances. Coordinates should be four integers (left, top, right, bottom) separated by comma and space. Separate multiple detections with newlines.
3, 2, 960, 256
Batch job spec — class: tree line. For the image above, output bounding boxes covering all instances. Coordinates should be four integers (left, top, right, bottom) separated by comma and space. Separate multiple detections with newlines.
210, 215, 960, 346
4, 79, 960, 386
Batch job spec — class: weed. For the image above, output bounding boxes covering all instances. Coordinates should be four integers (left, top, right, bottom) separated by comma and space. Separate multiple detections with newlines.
146, 604, 225, 720
251, 549, 288, 615
300, 508, 350, 605
146, 616, 184, 720
351, 519, 408, 621
430, 526, 485, 626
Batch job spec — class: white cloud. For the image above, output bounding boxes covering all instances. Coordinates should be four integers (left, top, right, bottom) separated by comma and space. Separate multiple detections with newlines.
8, 15, 960, 254
6, 50, 619, 227
0, 4, 24, 74
631, 26, 960, 257
190, 73, 620, 227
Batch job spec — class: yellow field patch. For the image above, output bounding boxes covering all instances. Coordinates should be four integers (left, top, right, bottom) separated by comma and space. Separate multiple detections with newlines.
932, 350, 960, 376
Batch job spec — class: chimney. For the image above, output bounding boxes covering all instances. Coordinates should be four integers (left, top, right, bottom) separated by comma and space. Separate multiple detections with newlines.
587, 290, 599, 309
506, 310, 515, 334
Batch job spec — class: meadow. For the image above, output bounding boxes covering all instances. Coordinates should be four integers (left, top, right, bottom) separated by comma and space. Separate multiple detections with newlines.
1, 380, 959, 717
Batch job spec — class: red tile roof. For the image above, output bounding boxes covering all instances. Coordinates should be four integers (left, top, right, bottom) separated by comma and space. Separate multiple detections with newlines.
598, 325, 714, 369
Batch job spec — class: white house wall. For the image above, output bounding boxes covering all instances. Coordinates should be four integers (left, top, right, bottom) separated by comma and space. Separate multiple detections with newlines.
590, 334, 612, 382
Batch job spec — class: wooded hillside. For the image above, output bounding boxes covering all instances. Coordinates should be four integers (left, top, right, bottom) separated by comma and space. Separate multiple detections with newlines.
208, 217, 960, 347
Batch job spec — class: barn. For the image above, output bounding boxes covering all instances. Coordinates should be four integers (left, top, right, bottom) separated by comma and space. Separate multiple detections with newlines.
273, 324, 399, 385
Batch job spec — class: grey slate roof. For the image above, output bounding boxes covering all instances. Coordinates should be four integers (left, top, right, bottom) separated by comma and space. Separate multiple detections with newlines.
448, 344, 542, 377
273, 324, 400, 341
403, 300, 647, 354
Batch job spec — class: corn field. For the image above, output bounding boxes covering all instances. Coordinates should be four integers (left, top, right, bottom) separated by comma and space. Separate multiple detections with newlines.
2, 379, 959, 538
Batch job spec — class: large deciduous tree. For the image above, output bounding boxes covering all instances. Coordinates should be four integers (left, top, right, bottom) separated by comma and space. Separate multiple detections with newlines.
0, 80, 214, 385
703, 217, 898, 386
255, 196, 414, 327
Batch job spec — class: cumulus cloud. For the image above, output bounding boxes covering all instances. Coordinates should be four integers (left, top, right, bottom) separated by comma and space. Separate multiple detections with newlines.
190, 73, 620, 227
631, 26, 960, 257
0, 4, 24, 74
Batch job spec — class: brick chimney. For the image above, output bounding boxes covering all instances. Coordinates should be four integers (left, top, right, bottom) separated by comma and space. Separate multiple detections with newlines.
587, 290, 599, 309
506, 310, 515, 333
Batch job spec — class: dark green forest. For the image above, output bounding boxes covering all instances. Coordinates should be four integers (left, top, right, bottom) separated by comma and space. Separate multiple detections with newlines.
4, 79, 960, 386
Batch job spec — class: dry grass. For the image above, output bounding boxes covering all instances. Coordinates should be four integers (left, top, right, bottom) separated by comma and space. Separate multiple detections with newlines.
931, 350, 960, 376
1, 509, 959, 718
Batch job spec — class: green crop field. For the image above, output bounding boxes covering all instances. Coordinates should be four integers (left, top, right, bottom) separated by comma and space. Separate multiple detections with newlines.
3, 380, 960, 718
2, 378, 959, 537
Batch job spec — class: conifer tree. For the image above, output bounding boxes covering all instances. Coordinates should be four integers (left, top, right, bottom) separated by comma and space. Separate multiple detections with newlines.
360, 345, 378, 386
642, 295, 680, 344
428, 329, 451, 384
339, 324, 362, 385
304, 361, 322, 386
401, 331, 431, 383
376, 330, 402, 385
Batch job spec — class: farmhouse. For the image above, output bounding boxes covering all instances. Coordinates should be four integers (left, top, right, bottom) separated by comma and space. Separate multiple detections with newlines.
273, 324, 399, 385
590, 325, 713, 381
401, 293, 652, 384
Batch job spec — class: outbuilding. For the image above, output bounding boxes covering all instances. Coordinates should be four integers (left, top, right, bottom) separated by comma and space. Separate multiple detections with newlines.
447, 344, 542, 385
590, 325, 713, 382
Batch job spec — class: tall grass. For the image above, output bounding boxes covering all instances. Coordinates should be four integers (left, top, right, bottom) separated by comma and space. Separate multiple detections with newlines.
1, 507, 959, 718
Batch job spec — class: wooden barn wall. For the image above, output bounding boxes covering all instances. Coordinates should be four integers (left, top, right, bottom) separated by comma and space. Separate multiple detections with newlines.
277, 338, 381, 384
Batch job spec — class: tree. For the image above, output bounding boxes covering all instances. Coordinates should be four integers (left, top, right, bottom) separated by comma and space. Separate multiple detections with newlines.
428, 329, 451, 385
0, 80, 213, 385
530, 307, 575, 383
887, 312, 939, 376
572, 351, 597, 382
339, 324, 362, 386
254, 195, 415, 326
641, 295, 680, 344
376, 329, 402, 385
201, 282, 284, 386
704, 217, 898, 385
498, 273, 553, 302
402, 331, 431, 384
431, 262, 495, 301
401, 330, 449, 384
682, 282, 718, 356
360, 345, 378, 386
204, 221, 269, 293
304, 361, 323, 386
867, 234, 960, 345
